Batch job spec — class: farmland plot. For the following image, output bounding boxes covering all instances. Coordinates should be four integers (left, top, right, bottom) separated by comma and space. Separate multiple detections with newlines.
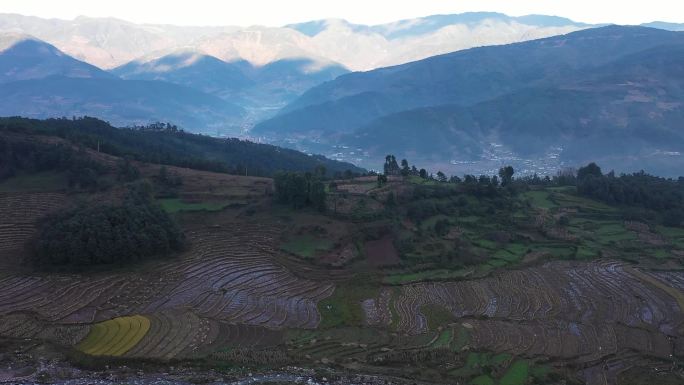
77, 315, 151, 356
0, 192, 67, 266
0, 312, 91, 346
0, 224, 335, 337
70, 309, 284, 359
365, 260, 684, 363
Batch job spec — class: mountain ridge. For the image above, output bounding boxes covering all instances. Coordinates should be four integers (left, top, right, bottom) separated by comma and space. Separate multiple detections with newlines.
254, 26, 684, 176
112, 50, 349, 123
0, 12, 593, 70
0, 34, 114, 83
256, 25, 684, 136
0, 36, 246, 131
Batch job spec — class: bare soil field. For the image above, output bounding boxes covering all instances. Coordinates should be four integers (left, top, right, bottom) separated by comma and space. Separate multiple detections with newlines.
361, 259, 683, 381
138, 163, 273, 202
0, 191, 68, 269
0, 225, 334, 329
364, 236, 401, 267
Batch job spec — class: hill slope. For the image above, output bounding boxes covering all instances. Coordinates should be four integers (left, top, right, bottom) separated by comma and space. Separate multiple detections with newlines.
113, 52, 348, 121
112, 51, 255, 95
0, 34, 113, 83
0, 76, 245, 132
345, 42, 684, 164
254, 26, 684, 175
0, 117, 363, 176
0, 38, 246, 132
255, 26, 684, 137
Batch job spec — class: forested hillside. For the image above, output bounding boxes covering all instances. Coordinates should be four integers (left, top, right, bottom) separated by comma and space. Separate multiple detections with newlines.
0, 117, 363, 177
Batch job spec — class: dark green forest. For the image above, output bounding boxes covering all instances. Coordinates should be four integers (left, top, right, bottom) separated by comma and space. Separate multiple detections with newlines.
273, 170, 327, 211
0, 117, 363, 177
34, 183, 185, 269
0, 135, 107, 190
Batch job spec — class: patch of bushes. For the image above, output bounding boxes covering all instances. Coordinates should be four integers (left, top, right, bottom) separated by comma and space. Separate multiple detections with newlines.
576, 163, 684, 227
273, 171, 326, 211
0, 137, 107, 191
34, 183, 185, 269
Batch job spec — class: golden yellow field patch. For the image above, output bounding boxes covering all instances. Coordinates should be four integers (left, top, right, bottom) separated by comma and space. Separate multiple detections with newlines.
76, 315, 150, 356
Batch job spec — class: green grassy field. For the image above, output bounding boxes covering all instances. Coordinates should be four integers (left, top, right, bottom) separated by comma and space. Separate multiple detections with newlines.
421, 304, 455, 331
318, 278, 379, 328
553, 192, 615, 212
449, 353, 534, 385
521, 190, 557, 209
452, 326, 471, 351
280, 235, 335, 258
408, 176, 442, 186
0, 172, 68, 192
658, 226, 684, 248
430, 328, 453, 348
499, 360, 530, 385
493, 243, 528, 263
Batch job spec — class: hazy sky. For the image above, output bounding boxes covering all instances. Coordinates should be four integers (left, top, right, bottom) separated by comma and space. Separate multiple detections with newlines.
1, 0, 682, 26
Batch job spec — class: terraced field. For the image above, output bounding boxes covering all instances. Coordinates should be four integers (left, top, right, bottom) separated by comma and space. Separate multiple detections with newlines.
2, 191, 681, 382
0, 192, 67, 267
0, 225, 334, 329
77, 315, 151, 356
53, 309, 286, 360
0, 165, 331, 363
0, 313, 91, 346
139, 163, 273, 203
363, 260, 683, 363
1, 154, 683, 385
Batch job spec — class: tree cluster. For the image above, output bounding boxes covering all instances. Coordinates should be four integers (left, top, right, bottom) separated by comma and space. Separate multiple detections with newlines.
34, 183, 185, 269
273, 172, 327, 211
383, 155, 400, 176
498, 166, 515, 187
383, 155, 514, 189
0, 136, 107, 190
404, 182, 511, 223
576, 163, 684, 227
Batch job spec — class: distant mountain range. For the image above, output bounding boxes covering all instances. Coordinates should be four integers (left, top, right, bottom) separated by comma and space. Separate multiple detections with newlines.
0, 33, 345, 132
0, 35, 111, 83
641, 21, 684, 31
112, 52, 348, 124
0, 12, 596, 71
0, 35, 245, 131
0, 11, 605, 133
254, 26, 684, 176
1, 12, 681, 73
1, 13, 684, 175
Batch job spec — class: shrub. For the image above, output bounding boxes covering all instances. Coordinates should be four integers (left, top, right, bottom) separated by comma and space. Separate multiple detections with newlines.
663, 210, 684, 228
434, 219, 451, 236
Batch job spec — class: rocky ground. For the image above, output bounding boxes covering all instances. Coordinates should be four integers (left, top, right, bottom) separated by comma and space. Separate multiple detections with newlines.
0, 338, 431, 385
